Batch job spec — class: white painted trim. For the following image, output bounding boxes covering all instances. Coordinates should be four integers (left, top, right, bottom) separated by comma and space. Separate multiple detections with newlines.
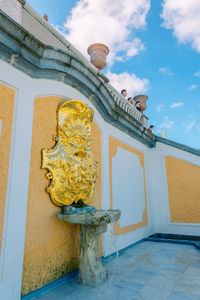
0, 65, 35, 299
0, 81, 18, 281
160, 154, 171, 226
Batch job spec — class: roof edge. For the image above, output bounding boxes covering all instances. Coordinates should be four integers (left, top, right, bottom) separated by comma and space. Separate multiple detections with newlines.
156, 136, 200, 157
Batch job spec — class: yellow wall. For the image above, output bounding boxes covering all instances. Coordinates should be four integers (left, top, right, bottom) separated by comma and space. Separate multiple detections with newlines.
22, 96, 101, 295
109, 137, 148, 235
0, 83, 15, 256
165, 156, 200, 223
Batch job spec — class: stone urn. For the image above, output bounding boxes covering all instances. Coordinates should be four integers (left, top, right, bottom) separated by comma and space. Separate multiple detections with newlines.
134, 95, 148, 113
87, 43, 109, 70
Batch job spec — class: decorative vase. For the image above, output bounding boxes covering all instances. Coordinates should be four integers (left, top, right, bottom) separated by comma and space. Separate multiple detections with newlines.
87, 43, 109, 70
133, 95, 148, 113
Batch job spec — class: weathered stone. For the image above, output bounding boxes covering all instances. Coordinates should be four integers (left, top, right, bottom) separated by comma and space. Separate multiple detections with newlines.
57, 210, 121, 225
57, 209, 121, 287
61, 205, 96, 215
79, 223, 107, 286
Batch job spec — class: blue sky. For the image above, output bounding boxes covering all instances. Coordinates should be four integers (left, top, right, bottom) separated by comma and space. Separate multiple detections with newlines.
27, 0, 200, 149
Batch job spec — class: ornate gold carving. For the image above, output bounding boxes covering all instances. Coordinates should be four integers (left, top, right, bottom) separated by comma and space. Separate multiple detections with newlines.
41, 100, 98, 206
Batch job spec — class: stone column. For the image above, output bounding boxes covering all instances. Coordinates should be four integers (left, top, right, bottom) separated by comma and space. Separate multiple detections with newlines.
79, 223, 107, 286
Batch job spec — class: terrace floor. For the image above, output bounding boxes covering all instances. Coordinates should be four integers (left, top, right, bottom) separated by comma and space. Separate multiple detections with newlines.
25, 241, 200, 300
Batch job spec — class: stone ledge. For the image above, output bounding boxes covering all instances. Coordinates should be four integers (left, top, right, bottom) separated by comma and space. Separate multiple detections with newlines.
18, 0, 26, 5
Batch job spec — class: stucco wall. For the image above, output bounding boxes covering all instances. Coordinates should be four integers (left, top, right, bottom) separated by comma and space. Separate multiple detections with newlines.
165, 156, 200, 223
149, 141, 200, 236
0, 58, 199, 299
0, 83, 15, 260
109, 137, 148, 235
22, 96, 102, 295
0, 60, 155, 299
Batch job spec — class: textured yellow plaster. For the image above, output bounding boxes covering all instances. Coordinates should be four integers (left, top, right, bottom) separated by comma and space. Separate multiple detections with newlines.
165, 156, 200, 223
91, 121, 102, 209
22, 96, 101, 295
109, 136, 148, 235
0, 83, 15, 256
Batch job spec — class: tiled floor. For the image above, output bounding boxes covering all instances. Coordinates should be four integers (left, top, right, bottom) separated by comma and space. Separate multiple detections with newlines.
28, 241, 200, 300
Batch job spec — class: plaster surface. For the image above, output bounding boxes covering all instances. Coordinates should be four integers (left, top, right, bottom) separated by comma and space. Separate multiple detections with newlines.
165, 156, 200, 223
112, 147, 145, 227
0, 83, 15, 260
22, 96, 102, 295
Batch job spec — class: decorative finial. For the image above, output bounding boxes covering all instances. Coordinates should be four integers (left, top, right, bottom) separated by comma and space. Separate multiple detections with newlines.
134, 95, 148, 113
87, 43, 109, 70
43, 14, 48, 21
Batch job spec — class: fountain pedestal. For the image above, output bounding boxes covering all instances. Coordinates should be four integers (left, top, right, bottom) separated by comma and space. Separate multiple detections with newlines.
57, 209, 121, 287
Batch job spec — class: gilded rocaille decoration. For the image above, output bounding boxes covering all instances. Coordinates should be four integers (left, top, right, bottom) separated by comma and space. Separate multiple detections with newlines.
41, 100, 98, 206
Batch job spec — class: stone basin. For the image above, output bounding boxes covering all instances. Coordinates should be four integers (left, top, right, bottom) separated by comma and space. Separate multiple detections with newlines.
57, 209, 121, 225
57, 208, 121, 287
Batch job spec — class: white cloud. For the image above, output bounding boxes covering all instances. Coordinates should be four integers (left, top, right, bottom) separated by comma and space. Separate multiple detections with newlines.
161, 0, 200, 53
195, 70, 200, 77
156, 103, 165, 112
156, 116, 174, 133
186, 120, 196, 133
170, 102, 184, 108
159, 67, 173, 75
182, 116, 196, 133
63, 0, 150, 65
188, 84, 198, 91
106, 70, 150, 96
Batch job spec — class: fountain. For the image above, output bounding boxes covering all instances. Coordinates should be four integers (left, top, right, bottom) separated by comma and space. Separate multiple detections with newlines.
41, 100, 121, 287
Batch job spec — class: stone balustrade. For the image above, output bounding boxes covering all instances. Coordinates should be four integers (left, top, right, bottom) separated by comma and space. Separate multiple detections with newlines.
105, 83, 148, 128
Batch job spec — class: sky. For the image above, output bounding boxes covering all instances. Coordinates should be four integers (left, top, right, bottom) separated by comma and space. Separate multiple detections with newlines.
27, 0, 200, 149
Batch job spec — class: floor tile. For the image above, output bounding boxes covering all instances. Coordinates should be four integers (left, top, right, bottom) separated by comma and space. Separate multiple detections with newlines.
132, 285, 171, 300
168, 292, 200, 300
33, 241, 200, 300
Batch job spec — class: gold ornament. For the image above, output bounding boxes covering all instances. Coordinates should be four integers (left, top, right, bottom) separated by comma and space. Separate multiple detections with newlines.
41, 100, 98, 206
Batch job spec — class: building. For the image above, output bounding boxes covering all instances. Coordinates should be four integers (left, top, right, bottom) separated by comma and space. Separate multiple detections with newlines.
0, 1, 199, 299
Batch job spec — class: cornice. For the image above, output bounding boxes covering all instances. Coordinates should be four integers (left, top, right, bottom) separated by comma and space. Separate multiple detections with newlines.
18, 0, 26, 5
